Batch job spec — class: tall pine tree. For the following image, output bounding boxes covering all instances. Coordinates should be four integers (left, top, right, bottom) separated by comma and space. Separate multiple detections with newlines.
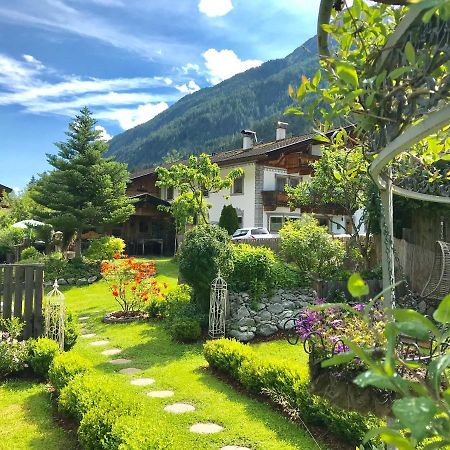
32, 107, 134, 255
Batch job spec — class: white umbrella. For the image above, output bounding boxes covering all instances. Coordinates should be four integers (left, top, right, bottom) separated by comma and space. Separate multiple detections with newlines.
12, 220, 46, 229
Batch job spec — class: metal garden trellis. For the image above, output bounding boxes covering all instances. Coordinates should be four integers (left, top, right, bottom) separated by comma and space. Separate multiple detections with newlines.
208, 271, 228, 339
44, 279, 65, 350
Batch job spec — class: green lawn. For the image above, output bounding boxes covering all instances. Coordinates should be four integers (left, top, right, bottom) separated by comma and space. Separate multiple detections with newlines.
60, 257, 317, 450
0, 257, 315, 450
0, 380, 77, 450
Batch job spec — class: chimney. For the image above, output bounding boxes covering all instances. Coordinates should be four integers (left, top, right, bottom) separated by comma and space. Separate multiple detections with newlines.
276, 121, 288, 141
241, 129, 257, 150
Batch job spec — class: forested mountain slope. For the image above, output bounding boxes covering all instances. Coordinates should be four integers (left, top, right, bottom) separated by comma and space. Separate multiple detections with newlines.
106, 36, 319, 169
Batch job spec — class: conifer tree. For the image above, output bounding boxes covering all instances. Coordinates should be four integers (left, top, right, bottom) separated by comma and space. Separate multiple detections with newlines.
32, 107, 134, 256
218, 204, 239, 235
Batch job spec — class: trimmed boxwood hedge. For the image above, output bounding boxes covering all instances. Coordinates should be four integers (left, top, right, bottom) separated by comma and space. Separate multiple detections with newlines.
53, 354, 174, 449
203, 338, 383, 445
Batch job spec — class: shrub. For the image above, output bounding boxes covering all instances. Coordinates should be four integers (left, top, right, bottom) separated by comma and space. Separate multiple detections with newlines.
0, 318, 27, 378
280, 214, 345, 281
44, 256, 100, 281
178, 224, 233, 312
229, 244, 276, 300
20, 246, 44, 262
218, 205, 239, 235
164, 284, 205, 342
203, 338, 381, 445
59, 372, 144, 447
48, 351, 92, 392
28, 337, 60, 378
169, 317, 201, 342
102, 257, 166, 312
64, 310, 80, 351
85, 236, 125, 261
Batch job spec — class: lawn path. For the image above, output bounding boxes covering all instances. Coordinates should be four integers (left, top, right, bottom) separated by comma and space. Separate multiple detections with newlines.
63, 257, 319, 450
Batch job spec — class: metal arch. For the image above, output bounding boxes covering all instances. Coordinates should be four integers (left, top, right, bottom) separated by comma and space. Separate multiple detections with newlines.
369, 104, 450, 204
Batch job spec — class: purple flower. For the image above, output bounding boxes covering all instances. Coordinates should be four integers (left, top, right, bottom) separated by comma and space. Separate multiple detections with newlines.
353, 303, 365, 312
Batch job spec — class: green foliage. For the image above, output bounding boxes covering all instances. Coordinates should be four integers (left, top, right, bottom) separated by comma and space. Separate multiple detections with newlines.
204, 338, 380, 445
85, 236, 125, 261
156, 153, 243, 225
27, 337, 60, 378
219, 205, 239, 235
106, 39, 320, 169
30, 107, 134, 255
0, 227, 26, 261
44, 256, 100, 281
0, 318, 27, 378
169, 317, 202, 343
164, 284, 204, 342
48, 351, 92, 392
229, 244, 277, 300
64, 310, 80, 351
58, 372, 173, 449
178, 224, 233, 311
322, 275, 450, 448
20, 246, 44, 262
280, 214, 345, 280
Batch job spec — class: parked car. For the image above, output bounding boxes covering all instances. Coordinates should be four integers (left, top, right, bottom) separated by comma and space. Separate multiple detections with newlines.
231, 227, 277, 241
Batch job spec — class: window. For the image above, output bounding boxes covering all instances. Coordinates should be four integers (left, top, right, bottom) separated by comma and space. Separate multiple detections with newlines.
276, 176, 287, 192
251, 228, 269, 236
232, 176, 244, 194
289, 177, 300, 188
237, 215, 243, 228
139, 220, 149, 233
202, 189, 209, 198
269, 216, 283, 232
166, 186, 174, 201
232, 229, 248, 238
317, 217, 330, 231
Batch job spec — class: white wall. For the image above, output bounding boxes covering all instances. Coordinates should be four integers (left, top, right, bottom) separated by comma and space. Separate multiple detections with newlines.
208, 163, 256, 227
263, 166, 287, 190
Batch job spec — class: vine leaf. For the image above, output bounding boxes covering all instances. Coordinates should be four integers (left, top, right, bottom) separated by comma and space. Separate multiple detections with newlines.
347, 273, 369, 297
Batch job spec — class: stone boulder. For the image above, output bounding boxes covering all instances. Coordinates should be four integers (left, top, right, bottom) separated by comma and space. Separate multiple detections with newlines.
228, 330, 255, 342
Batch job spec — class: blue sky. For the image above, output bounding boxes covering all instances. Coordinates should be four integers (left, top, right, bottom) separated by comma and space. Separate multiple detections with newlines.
0, 0, 319, 190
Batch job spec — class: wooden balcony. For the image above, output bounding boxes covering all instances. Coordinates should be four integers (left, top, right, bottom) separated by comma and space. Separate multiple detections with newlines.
262, 190, 347, 215
262, 190, 289, 211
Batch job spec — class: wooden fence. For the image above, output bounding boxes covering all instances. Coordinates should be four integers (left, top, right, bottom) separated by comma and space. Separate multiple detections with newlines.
0, 264, 44, 339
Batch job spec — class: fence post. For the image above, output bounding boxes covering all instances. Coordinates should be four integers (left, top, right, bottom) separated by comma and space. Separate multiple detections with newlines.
34, 267, 44, 338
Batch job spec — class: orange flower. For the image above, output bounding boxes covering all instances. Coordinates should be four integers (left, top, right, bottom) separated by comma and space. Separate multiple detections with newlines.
112, 291, 119, 297
131, 285, 137, 291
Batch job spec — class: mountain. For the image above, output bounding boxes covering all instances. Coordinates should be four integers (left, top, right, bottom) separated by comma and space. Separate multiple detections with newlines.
106, 36, 319, 170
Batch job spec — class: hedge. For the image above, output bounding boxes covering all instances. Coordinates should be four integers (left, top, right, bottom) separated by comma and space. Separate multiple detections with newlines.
55, 360, 174, 449
203, 338, 382, 445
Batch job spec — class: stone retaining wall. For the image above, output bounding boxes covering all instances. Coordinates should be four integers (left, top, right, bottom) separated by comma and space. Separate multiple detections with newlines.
226, 288, 316, 342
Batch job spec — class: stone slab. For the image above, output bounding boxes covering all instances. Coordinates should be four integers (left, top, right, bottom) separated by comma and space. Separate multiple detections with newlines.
164, 403, 195, 413
78, 316, 89, 321
189, 423, 224, 434
90, 340, 109, 346
130, 378, 155, 386
146, 390, 174, 398
109, 358, 131, 365
101, 348, 122, 356
118, 367, 142, 374
81, 333, 96, 339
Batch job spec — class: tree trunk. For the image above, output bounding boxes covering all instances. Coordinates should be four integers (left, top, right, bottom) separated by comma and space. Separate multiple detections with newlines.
75, 231, 82, 258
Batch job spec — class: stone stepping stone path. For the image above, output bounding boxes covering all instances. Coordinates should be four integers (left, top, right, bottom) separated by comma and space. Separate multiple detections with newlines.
119, 367, 142, 375
130, 378, 155, 386
78, 316, 89, 321
146, 390, 174, 398
164, 403, 195, 414
90, 340, 109, 347
189, 423, 223, 434
80, 333, 96, 339
220, 447, 251, 450
101, 348, 122, 356
109, 358, 131, 365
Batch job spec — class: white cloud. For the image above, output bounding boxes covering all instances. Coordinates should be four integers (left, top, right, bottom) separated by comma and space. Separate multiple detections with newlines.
98, 102, 169, 130
198, 0, 233, 17
175, 80, 200, 94
155, 76, 173, 85
22, 54, 42, 65
95, 125, 113, 141
202, 48, 262, 84
181, 63, 200, 74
